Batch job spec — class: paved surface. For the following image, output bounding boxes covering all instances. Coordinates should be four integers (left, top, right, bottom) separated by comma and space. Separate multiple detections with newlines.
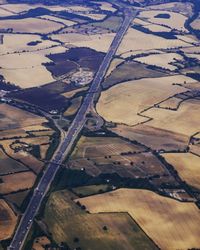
8, 8, 135, 250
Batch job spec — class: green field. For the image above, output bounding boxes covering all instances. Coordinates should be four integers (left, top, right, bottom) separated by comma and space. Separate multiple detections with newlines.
102, 61, 165, 89
72, 184, 110, 197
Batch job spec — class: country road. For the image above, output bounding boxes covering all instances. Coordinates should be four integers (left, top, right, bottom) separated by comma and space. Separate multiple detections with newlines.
8, 8, 136, 250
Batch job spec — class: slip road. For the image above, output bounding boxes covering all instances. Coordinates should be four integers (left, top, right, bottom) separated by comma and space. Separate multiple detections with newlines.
8, 8, 135, 250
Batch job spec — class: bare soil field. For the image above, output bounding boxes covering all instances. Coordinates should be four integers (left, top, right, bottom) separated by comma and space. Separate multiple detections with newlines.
0, 148, 28, 175
0, 103, 47, 131
97, 75, 190, 126
162, 152, 200, 189
77, 188, 200, 250
4, 190, 30, 208
0, 171, 36, 194
44, 190, 158, 250
110, 124, 189, 151
0, 199, 17, 241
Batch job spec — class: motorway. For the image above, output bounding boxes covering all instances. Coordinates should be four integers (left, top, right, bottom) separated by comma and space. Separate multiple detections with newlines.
8, 8, 135, 250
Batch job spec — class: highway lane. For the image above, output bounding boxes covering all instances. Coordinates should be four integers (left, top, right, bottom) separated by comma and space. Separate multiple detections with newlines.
8, 8, 135, 250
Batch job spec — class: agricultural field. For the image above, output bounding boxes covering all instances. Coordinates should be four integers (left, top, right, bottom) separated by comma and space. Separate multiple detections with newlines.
63, 96, 82, 117
117, 27, 191, 57
162, 152, 200, 189
110, 123, 189, 151
0, 103, 47, 130
146, 2, 193, 17
68, 135, 172, 182
78, 188, 200, 250
138, 10, 188, 32
0, 171, 36, 194
102, 61, 166, 89
97, 75, 191, 126
191, 15, 200, 30
43, 190, 158, 250
0, 148, 28, 175
39, 15, 77, 26
0, 18, 64, 33
134, 52, 183, 71
0, 199, 17, 241
0, 0, 200, 248
0, 102, 53, 215
51, 32, 116, 53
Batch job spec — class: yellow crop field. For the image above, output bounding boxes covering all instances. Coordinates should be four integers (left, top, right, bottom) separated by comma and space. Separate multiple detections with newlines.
94, 1, 116, 12
0, 52, 54, 88
1, 3, 85, 13
134, 52, 183, 71
138, 10, 188, 32
40, 15, 77, 26
117, 28, 189, 56
0, 33, 58, 55
191, 15, 200, 30
51, 32, 115, 52
77, 188, 200, 250
143, 99, 200, 138
0, 7, 15, 17
144, 24, 171, 32
97, 75, 191, 126
163, 152, 200, 189
0, 18, 64, 34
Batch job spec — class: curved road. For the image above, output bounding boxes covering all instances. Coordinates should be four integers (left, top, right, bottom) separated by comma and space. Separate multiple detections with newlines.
8, 8, 135, 250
